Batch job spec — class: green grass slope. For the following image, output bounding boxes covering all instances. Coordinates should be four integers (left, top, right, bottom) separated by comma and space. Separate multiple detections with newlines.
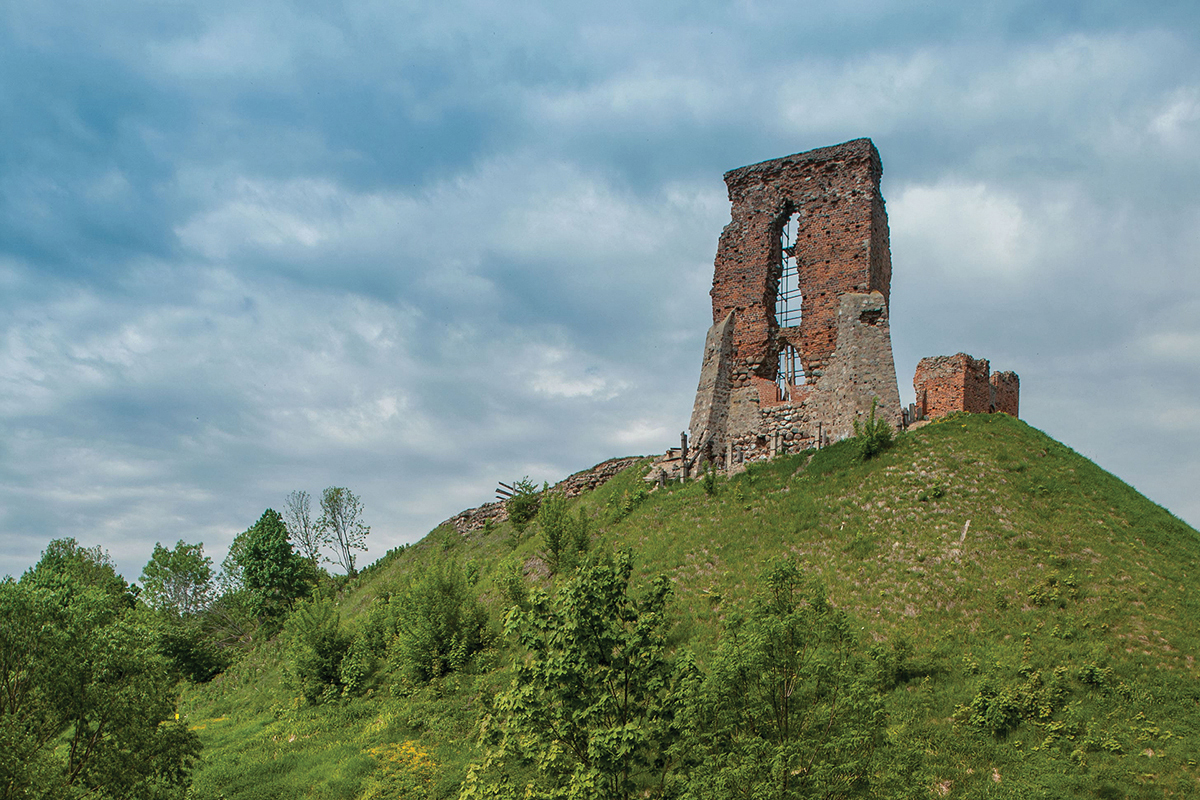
181, 413, 1200, 799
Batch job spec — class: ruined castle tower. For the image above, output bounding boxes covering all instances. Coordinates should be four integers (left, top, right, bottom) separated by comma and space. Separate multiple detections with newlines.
688, 138, 903, 467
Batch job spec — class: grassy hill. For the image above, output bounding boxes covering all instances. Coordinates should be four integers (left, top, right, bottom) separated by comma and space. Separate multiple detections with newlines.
180, 412, 1200, 799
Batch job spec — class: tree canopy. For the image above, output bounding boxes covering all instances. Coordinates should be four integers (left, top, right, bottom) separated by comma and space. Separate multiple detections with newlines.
1, 539, 201, 800
317, 487, 369, 577
139, 540, 214, 617
465, 550, 686, 800
241, 509, 312, 619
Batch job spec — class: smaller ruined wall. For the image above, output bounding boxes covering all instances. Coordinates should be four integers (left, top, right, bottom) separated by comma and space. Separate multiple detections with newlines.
914, 354, 991, 417
990, 371, 1020, 416
443, 500, 508, 535
913, 353, 1019, 419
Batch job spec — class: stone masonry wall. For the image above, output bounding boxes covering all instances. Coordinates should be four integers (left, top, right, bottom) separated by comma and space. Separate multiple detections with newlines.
552, 456, 644, 498
440, 456, 644, 535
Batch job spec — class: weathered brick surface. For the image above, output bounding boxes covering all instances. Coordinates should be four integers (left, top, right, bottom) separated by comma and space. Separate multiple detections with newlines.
713, 139, 891, 379
687, 139, 1020, 474
913, 353, 1020, 419
689, 139, 902, 467
990, 371, 1020, 417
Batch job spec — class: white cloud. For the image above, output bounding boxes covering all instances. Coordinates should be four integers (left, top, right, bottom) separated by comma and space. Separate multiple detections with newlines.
1150, 88, 1200, 148
529, 67, 737, 128
143, 5, 347, 82
171, 155, 726, 330
519, 344, 627, 400
7, 0, 1200, 581
890, 181, 1036, 278
776, 50, 942, 133
613, 418, 673, 448
175, 177, 358, 259
1141, 328, 1200, 367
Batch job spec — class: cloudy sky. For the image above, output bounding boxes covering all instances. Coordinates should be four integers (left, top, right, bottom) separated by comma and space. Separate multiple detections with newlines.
3, 0, 1199, 582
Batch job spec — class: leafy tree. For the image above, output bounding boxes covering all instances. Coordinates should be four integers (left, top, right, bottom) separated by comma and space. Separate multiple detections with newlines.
317, 487, 369, 578
537, 490, 570, 572
215, 529, 249, 596
1, 541, 201, 800
339, 598, 395, 696
682, 560, 886, 800
154, 617, 230, 684
139, 540, 214, 618
391, 558, 490, 684
23, 537, 131, 604
284, 489, 325, 568
137, 540, 229, 683
200, 528, 260, 648
464, 550, 686, 800
241, 509, 312, 620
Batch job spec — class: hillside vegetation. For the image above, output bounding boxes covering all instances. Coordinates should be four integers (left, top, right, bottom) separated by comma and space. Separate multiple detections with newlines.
180, 413, 1200, 799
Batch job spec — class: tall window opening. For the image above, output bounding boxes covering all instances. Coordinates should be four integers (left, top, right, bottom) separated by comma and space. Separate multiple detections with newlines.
775, 210, 805, 395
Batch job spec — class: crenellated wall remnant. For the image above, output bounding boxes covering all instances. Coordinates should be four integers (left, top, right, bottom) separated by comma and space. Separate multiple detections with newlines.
677, 138, 1019, 478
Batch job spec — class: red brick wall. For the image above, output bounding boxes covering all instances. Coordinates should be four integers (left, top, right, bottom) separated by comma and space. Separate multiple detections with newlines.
914, 353, 990, 418
990, 371, 1019, 416
689, 139, 904, 460
711, 138, 888, 381
913, 353, 1020, 419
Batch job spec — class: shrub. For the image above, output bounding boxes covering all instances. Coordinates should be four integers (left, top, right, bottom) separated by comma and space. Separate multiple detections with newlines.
606, 485, 648, 524
538, 493, 591, 574
497, 554, 529, 611
284, 597, 352, 704
1027, 573, 1079, 608
853, 398, 894, 460
963, 682, 1023, 736
505, 477, 542, 531
537, 490, 570, 573
338, 600, 395, 696
156, 618, 231, 683
390, 559, 490, 683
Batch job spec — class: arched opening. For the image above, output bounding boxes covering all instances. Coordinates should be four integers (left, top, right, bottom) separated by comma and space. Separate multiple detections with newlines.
775, 210, 805, 398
